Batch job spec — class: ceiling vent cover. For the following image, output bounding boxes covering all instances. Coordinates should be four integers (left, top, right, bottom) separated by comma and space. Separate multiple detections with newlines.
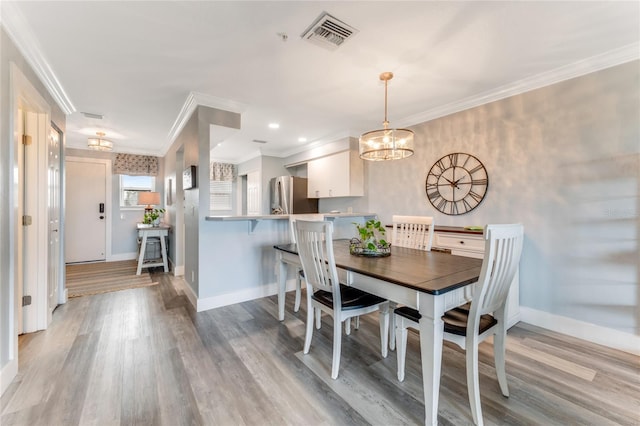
301, 12, 358, 50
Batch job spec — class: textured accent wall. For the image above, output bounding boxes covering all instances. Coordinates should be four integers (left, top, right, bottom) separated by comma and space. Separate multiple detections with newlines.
330, 62, 640, 335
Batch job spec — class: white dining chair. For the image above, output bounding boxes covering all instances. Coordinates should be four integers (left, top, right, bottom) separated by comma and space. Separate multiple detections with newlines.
389, 215, 435, 350
289, 217, 304, 312
294, 219, 390, 380
391, 215, 435, 251
395, 223, 524, 426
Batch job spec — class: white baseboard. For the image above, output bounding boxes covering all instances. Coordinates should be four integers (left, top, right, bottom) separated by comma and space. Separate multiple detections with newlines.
195, 279, 298, 313
520, 307, 640, 356
174, 265, 185, 276
108, 252, 137, 262
176, 278, 198, 310
0, 359, 18, 396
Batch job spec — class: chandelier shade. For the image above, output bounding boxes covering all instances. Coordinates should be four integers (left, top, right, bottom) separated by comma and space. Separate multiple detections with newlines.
87, 131, 113, 151
359, 128, 414, 161
359, 72, 414, 161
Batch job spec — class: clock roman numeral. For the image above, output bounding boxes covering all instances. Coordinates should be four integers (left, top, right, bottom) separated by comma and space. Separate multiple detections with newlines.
448, 153, 458, 167
469, 164, 484, 175
450, 201, 458, 215
471, 178, 488, 186
469, 190, 483, 203
427, 190, 440, 201
462, 198, 474, 212
461, 154, 471, 169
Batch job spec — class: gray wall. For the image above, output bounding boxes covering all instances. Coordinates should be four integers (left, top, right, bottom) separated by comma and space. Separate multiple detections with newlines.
311, 62, 640, 335
236, 155, 289, 215
0, 28, 66, 369
163, 106, 241, 296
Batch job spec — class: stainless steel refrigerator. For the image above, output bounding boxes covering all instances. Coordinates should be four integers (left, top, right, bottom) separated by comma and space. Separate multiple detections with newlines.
270, 176, 318, 214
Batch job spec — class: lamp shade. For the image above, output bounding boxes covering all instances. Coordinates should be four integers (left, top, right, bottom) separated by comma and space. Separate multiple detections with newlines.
138, 191, 160, 206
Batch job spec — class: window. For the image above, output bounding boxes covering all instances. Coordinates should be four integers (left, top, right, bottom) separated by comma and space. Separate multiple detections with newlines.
120, 175, 155, 207
210, 180, 233, 210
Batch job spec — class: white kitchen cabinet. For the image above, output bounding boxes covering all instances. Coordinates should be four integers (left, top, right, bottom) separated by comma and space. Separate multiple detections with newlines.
433, 228, 521, 329
307, 150, 363, 198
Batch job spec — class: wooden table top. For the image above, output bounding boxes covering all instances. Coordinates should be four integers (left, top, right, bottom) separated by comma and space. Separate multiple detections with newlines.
274, 239, 482, 295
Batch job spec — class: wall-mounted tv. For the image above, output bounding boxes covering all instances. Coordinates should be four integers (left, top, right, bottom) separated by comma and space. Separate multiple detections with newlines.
183, 165, 196, 190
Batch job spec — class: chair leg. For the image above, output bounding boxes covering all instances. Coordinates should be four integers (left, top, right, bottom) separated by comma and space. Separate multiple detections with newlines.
303, 302, 314, 354
396, 316, 409, 382
494, 325, 509, 397
389, 301, 397, 350
331, 315, 342, 379
315, 308, 322, 329
293, 271, 302, 312
354, 315, 360, 329
379, 303, 389, 358
345, 318, 351, 335
466, 338, 483, 426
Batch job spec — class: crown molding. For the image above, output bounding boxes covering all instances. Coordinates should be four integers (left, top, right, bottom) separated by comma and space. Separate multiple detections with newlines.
164, 91, 247, 155
1, 2, 75, 115
396, 42, 640, 129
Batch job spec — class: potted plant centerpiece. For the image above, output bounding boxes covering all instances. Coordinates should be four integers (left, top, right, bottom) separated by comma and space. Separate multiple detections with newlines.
350, 219, 391, 257
143, 208, 165, 227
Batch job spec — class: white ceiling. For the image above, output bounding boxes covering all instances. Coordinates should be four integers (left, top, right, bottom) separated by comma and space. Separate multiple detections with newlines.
3, 1, 639, 163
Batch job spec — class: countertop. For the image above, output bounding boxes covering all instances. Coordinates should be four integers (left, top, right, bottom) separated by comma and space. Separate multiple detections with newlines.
205, 212, 377, 221
383, 224, 484, 235
434, 225, 484, 235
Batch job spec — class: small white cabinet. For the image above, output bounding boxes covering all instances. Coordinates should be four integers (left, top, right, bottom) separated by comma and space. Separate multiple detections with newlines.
307, 150, 364, 198
433, 229, 521, 329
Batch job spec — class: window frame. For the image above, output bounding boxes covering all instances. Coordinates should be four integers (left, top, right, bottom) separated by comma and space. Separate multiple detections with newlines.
119, 175, 156, 210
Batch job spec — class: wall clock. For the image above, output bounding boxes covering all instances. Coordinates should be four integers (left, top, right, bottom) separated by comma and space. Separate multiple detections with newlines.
425, 152, 488, 215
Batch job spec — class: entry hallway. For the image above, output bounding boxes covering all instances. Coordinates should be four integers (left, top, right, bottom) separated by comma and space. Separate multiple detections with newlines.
1, 271, 638, 425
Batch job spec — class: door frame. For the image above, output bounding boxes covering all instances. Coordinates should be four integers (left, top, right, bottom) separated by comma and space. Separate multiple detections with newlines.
49, 122, 65, 308
1, 63, 51, 395
65, 156, 112, 262
173, 148, 185, 276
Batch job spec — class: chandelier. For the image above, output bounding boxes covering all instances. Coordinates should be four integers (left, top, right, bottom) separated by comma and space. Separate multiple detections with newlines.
359, 72, 414, 161
87, 131, 113, 151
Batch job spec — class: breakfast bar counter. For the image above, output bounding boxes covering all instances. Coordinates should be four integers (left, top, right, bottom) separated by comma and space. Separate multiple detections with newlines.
194, 213, 378, 311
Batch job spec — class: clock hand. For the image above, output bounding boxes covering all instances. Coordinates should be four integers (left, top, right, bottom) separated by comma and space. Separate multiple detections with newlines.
442, 176, 456, 186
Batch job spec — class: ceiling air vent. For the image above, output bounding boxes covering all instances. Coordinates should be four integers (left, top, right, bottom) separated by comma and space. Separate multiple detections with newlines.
82, 112, 103, 119
301, 12, 358, 51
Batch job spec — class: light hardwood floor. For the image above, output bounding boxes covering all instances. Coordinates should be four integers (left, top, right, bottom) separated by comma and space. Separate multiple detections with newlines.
2, 270, 638, 425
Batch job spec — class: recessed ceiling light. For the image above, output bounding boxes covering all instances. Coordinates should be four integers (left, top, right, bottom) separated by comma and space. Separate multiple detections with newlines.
298, 137, 307, 143
268, 123, 280, 129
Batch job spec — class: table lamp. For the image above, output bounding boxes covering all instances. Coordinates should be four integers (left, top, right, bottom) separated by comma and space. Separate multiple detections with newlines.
138, 191, 160, 214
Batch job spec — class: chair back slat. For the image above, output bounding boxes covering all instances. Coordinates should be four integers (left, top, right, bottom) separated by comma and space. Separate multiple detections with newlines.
294, 220, 339, 300
391, 215, 435, 251
289, 217, 297, 244
472, 224, 524, 318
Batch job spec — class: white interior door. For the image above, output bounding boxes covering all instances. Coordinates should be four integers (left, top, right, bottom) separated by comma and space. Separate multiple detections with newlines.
65, 159, 107, 263
47, 125, 62, 314
247, 170, 261, 216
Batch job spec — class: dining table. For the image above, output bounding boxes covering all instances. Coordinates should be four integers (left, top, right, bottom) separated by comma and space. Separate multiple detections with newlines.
274, 239, 483, 426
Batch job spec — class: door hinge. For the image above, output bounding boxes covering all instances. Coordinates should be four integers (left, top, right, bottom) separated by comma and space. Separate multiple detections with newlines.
22, 215, 32, 226
22, 295, 32, 306
22, 134, 32, 146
